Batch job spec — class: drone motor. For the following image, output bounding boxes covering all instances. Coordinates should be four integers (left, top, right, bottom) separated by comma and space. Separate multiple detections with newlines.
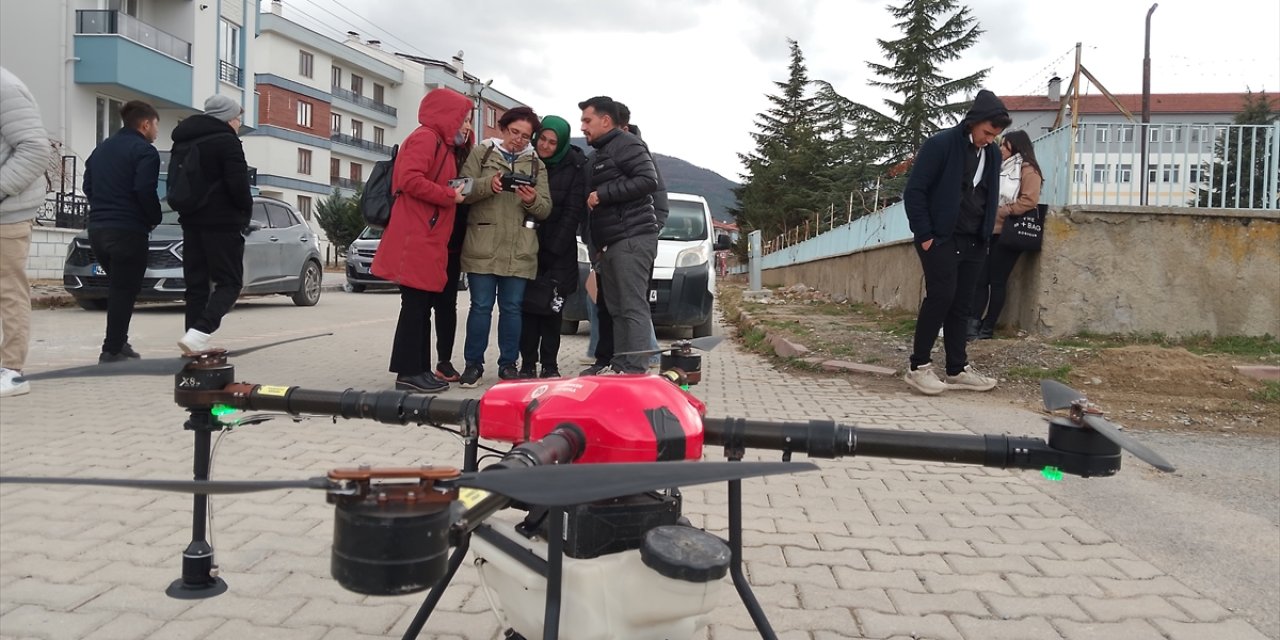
327, 467, 459, 596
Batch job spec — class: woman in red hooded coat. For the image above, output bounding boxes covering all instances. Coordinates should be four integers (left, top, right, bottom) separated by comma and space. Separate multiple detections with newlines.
371, 87, 473, 393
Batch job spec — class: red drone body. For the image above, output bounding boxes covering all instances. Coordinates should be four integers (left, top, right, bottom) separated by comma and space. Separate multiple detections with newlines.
476, 375, 708, 464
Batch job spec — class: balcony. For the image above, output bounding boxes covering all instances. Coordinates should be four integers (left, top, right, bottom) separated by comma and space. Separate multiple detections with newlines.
330, 133, 394, 157
219, 60, 244, 88
74, 10, 193, 108
331, 176, 363, 191
331, 86, 396, 117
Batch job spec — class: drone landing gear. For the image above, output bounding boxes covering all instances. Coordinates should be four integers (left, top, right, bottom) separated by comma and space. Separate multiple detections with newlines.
166, 414, 228, 599
725, 446, 778, 639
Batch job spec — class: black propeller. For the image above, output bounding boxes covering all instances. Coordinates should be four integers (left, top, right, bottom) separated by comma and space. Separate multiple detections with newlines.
1040, 380, 1176, 473
0, 460, 817, 507
614, 335, 726, 358
22, 333, 332, 381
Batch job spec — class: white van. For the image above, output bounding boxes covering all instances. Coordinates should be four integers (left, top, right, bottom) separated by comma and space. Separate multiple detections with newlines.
562, 192, 729, 337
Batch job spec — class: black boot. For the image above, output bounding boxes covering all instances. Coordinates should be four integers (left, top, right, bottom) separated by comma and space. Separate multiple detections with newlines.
965, 318, 982, 341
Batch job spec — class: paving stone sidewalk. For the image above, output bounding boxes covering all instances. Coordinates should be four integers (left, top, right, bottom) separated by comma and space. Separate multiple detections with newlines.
0, 293, 1269, 640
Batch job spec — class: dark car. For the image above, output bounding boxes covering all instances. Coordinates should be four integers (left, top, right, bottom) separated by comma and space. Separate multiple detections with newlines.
63, 196, 324, 310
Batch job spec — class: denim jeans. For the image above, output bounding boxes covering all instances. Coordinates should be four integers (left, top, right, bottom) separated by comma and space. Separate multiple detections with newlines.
463, 272, 527, 367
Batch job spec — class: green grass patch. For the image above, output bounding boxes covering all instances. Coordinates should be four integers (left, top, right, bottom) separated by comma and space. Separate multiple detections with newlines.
1005, 365, 1073, 383
1251, 381, 1280, 404
742, 327, 769, 352
881, 317, 917, 337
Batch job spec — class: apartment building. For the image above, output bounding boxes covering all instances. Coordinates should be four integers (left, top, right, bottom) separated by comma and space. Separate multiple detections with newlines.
1005, 81, 1277, 206
0, 0, 258, 177
250, 1, 528, 233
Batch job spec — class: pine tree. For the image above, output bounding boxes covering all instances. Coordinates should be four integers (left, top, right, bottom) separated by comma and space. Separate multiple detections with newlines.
315, 188, 365, 255
1196, 90, 1277, 209
733, 40, 828, 242
864, 0, 989, 160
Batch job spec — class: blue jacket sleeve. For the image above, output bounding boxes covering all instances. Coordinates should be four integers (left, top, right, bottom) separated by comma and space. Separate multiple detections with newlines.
903, 136, 943, 244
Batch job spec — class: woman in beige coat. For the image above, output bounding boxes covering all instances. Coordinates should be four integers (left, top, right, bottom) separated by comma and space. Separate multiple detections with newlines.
456, 106, 551, 386
969, 129, 1042, 340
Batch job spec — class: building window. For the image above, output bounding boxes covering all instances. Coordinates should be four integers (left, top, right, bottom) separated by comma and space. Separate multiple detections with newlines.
486, 106, 496, 128
95, 96, 124, 145
331, 66, 342, 89
299, 51, 314, 78
1118, 164, 1133, 183
351, 119, 363, 140
296, 100, 313, 128
1095, 127, 1110, 143
330, 157, 340, 178
297, 195, 313, 221
1092, 163, 1110, 183
1190, 126, 1210, 144
350, 74, 364, 96
297, 148, 312, 175
331, 113, 342, 134
1072, 163, 1085, 183
110, 0, 140, 17
219, 19, 240, 67
1119, 125, 1134, 143
373, 126, 384, 145
1147, 127, 1180, 143
373, 83, 385, 104
1148, 164, 1159, 182
1162, 164, 1180, 183
350, 162, 363, 183
1188, 165, 1203, 185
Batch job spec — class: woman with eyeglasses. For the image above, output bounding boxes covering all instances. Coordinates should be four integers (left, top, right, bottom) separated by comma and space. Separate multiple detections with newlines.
456, 106, 551, 386
968, 129, 1042, 340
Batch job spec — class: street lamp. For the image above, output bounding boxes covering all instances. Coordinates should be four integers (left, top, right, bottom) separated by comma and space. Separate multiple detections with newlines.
1140, 3, 1157, 205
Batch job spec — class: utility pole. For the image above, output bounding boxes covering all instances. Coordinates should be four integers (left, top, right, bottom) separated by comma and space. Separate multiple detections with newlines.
1140, 3, 1158, 205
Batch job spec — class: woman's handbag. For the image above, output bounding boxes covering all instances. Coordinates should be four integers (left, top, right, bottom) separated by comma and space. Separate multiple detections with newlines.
1000, 203, 1046, 252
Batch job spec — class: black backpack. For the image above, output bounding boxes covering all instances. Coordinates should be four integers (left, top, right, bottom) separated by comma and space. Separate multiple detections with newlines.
166, 133, 223, 211
360, 143, 400, 228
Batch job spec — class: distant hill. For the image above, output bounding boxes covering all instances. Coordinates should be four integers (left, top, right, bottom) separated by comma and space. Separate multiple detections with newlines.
570, 137, 739, 223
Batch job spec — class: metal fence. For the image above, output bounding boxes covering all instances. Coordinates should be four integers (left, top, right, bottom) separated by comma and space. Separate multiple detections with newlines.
331, 86, 397, 117
758, 121, 1280, 267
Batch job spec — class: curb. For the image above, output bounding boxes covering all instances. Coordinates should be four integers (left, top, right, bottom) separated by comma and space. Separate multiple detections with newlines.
726, 291, 898, 377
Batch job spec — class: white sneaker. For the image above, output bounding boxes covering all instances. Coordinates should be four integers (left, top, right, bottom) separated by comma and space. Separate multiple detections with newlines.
904, 365, 947, 396
0, 368, 31, 398
178, 328, 213, 354
945, 364, 998, 391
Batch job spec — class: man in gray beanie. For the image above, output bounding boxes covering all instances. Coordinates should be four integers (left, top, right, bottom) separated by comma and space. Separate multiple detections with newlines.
168, 94, 253, 353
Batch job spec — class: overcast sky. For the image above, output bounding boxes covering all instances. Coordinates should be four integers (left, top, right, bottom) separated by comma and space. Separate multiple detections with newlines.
273, 0, 1280, 180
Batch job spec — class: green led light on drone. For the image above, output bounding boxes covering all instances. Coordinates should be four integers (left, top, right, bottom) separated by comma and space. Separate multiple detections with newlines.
211, 404, 238, 417
1041, 466, 1064, 482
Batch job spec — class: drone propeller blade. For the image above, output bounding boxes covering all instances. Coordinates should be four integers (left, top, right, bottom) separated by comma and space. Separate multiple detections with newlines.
1081, 414, 1176, 473
1041, 379, 1086, 411
232, 332, 333, 357
456, 460, 817, 507
21, 357, 188, 381
614, 335, 727, 358
21, 333, 333, 381
0, 475, 332, 494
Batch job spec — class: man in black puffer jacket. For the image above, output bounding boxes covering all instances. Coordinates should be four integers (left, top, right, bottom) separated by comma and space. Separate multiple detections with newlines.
168, 95, 253, 354
578, 95, 659, 373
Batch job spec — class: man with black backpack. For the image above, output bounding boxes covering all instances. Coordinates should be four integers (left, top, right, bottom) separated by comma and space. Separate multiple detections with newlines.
167, 95, 253, 354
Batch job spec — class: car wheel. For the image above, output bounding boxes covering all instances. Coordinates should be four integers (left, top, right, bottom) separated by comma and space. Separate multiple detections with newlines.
75, 297, 108, 311
692, 316, 714, 338
348, 282, 366, 293
291, 260, 322, 306
559, 319, 579, 335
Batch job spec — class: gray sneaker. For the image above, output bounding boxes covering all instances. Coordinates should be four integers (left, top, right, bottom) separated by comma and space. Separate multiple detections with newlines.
904, 365, 947, 396
945, 364, 997, 391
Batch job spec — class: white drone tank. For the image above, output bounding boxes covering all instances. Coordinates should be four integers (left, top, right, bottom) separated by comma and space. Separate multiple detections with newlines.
472, 521, 731, 640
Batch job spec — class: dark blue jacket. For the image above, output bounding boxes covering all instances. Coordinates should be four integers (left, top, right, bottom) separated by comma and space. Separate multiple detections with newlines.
84, 127, 162, 232
902, 124, 1001, 245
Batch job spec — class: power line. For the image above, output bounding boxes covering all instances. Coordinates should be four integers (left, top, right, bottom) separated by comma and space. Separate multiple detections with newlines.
287, 0, 430, 58
999, 46, 1076, 98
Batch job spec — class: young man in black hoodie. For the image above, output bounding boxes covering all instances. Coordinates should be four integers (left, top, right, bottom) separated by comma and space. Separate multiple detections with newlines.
902, 90, 1011, 395
168, 95, 253, 353
83, 100, 162, 362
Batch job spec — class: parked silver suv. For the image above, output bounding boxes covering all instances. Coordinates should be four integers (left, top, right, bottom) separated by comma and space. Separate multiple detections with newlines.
63, 196, 323, 310
344, 226, 392, 292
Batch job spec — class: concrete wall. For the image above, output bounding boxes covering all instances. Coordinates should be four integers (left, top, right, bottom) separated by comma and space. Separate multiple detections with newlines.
762, 206, 1280, 338
27, 226, 80, 281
